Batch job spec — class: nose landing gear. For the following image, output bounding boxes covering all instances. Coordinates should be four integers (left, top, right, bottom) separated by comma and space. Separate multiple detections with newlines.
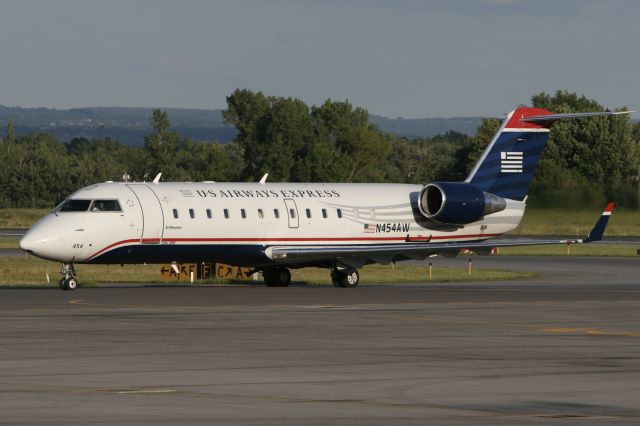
59, 263, 78, 290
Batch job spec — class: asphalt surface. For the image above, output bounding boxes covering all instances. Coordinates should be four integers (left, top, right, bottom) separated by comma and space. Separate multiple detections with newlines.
1, 256, 639, 425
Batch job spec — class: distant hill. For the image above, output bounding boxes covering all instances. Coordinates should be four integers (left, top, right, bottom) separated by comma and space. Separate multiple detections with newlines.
368, 114, 482, 139
0, 105, 483, 145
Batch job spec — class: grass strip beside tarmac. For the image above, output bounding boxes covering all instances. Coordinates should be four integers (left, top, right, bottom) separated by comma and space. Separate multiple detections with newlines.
511, 207, 640, 236
498, 243, 639, 257
0, 256, 533, 287
0, 209, 48, 228
0, 238, 20, 249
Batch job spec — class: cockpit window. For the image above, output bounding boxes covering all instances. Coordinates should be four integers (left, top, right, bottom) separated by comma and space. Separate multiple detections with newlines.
58, 199, 122, 212
90, 200, 122, 212
59, 199, 92, 212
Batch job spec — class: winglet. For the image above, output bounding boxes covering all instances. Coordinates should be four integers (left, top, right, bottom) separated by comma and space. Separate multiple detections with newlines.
583, 202, 615, 243
259, 173, 268, 185
153, 173, 162, 184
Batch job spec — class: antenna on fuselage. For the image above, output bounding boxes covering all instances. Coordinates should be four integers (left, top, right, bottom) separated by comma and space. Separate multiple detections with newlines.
153, 173, 162, 184
259, 173, 268, 185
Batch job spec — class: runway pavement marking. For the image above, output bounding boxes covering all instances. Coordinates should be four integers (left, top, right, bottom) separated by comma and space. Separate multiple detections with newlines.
116, 389, 177, 394
68, 299, 103, 307
67, 387, 177, 395
544, 327, 640, 338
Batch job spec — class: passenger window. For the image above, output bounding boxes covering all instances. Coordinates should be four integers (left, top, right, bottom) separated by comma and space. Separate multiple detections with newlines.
224, 209, 230, 219
274, 209, 280, 219
306, 208, 311, 219
90, 199, 122, 212
258, 209, 264, 219
322, 208, 327, 219
337, 208, 342, 219
189, 208, 195, 219
173, 209, 179, 219
59, 199, 91, 212
241, 209, 246, 219
289, 208, 296, 219
206, 209, 212, 219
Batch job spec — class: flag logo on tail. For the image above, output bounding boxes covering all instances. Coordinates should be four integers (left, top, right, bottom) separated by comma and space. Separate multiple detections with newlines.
500, 152, 523, 173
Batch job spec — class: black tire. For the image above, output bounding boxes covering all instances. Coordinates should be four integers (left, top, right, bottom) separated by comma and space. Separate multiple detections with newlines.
263, 268, 291, 287
276, 268, 291, 287
331, 271, 345, 287
331, 269, 359, 288
342, 269, 359, 288
58, 278, 66, 290
64, 278, 78, 291
263, 270, 277, 287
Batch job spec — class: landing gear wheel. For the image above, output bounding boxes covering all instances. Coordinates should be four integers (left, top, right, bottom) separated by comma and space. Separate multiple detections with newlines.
59, 262, 79, 291
331, 268, 359, 288
64, 278, 78, 291
263, 267, 291, 287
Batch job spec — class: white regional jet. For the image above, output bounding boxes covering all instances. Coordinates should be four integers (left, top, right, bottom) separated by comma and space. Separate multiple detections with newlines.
20, 107, 626, 290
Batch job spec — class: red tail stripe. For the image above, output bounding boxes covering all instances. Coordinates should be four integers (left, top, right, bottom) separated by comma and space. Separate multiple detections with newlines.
505, 107, 553, 129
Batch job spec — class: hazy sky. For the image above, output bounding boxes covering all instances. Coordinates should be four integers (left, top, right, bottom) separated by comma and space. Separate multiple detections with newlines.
1, 0, 638, 118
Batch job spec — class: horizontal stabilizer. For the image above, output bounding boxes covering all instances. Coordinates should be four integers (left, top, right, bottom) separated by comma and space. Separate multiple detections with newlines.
521, 110, 633, 127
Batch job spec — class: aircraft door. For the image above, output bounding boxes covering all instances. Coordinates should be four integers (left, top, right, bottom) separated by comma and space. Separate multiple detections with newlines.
126, 184, 164, 243
283, 198, 299, 229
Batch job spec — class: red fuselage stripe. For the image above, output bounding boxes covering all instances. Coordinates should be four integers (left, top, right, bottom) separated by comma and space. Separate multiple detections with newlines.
85, 233, 502, 261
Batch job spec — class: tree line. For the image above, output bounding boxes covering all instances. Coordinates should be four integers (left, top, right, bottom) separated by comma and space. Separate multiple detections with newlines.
1, 90, 638, 209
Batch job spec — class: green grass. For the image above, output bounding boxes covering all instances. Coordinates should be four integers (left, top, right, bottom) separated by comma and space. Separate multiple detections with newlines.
0, 209, 48, 228
512, 207, 640, 236
0, 256, 533, 287
497, 243, 639, 257
0, 238, 20, 249
291, 264, 533, 285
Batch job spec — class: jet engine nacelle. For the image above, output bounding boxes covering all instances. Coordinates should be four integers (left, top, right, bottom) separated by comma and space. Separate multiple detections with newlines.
418, 182, 506, 225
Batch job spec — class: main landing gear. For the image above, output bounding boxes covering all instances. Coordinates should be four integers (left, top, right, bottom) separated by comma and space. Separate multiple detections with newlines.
331, 268, 360, 288
59, 262, 78, 291
262, 266, 360, 288
263, 267, 291, 287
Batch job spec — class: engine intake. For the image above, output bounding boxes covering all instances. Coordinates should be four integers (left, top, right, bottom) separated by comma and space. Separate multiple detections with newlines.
418, 182, 506, 225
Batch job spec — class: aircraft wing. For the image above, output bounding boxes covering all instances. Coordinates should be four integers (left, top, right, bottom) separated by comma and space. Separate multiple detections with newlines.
265, 203, 615, 268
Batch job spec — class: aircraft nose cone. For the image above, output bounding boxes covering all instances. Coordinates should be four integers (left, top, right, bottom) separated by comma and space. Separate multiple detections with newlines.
19, 228, 46, 254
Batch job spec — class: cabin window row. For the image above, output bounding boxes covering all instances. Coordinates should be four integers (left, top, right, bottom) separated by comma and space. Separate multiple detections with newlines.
172, 207, 342, 220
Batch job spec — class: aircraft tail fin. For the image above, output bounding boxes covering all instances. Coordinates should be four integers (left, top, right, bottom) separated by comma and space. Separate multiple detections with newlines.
465, 108, 631, 201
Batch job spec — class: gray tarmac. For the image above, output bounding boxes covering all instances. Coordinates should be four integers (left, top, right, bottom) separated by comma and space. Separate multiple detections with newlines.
1, 256, 640, 425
